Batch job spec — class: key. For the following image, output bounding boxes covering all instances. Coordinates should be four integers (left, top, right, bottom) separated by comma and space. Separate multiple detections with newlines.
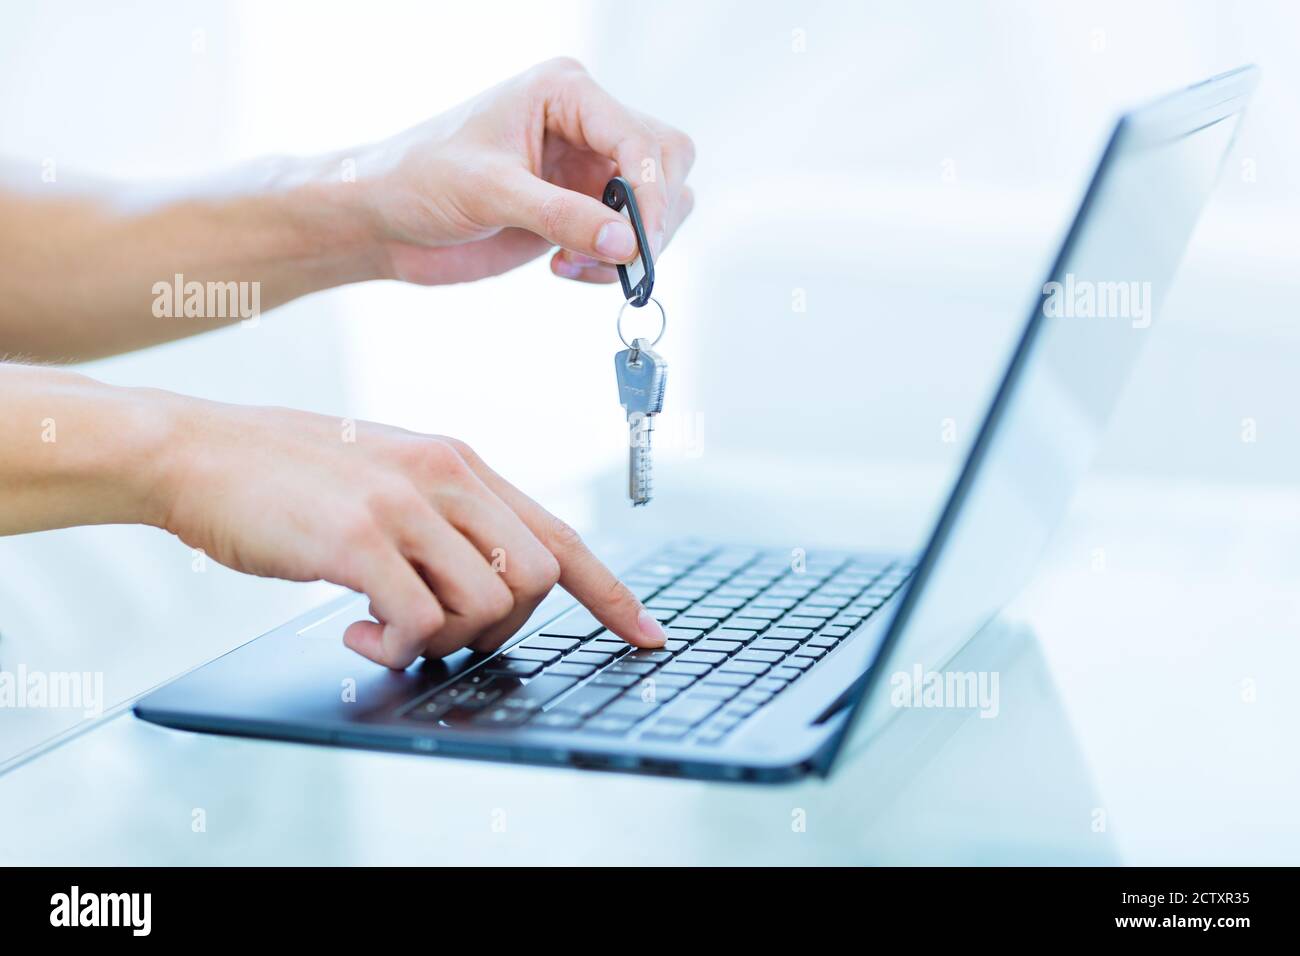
615, 337, 667, 506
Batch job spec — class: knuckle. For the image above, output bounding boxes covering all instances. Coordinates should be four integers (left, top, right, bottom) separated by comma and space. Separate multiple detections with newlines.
541, 56, 586, 77
668, 129, 696, 168
476, 580, 515, 621
412, 602, 446, 637
406, 437, 471, 482
677, 184, 696, 215
363, 480, 420, 525
535, 552, 562, 591
547, 513, 585, 553
434, 435, 481, 468
517, 550, 562, 597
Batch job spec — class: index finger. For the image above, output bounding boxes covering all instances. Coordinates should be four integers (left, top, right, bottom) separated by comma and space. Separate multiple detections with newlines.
438, 438, 666, 648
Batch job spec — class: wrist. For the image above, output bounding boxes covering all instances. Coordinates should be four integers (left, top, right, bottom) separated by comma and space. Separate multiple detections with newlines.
0, 365, 188, 533
122, 386, 196, 532
270, 150, 396, 285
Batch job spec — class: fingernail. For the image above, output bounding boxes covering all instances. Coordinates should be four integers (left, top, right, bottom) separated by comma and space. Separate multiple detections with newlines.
637, 608, 667, 646
555, 259, 582, 278
595, 221, 637, 261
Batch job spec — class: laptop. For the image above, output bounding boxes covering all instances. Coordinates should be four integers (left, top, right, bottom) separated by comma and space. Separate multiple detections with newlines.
136, 68, 1258, 782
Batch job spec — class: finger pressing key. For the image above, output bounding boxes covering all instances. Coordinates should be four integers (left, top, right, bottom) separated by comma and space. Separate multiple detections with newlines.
436, 437, 666, 648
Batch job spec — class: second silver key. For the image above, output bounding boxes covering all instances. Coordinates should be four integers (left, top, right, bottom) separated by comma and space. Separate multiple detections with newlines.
614, 338, 667, 506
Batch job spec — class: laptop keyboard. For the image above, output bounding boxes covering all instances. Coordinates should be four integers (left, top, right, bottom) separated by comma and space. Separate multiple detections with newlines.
401, 543, 913, 746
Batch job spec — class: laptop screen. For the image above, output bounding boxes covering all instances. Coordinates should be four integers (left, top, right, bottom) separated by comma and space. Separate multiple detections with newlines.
825, 69, 1257, 767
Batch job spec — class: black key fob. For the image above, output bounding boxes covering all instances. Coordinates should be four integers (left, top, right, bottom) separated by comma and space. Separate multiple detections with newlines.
602, 176, 654, 307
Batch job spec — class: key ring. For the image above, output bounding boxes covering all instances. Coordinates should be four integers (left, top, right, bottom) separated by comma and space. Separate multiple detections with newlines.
616, 296, 667, 350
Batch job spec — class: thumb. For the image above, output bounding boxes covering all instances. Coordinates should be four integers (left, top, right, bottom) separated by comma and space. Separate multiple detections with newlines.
502, 172, 639, 265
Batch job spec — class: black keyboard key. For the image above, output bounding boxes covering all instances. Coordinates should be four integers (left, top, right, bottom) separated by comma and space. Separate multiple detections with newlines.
664, 639, 691, 653
656, 587, 708, 602
602, 698, 662, 721
779, 655, 814, 669
609, 660, 657, 675
529, 710, 583, 729
567, 651, 614, 667
703, 671, 755, 688
505, 647, 561, 664
791, 605, 836, 619
592, 672, 639, 688
641, 722, 690, 741
677, 651, 725, 666
720, 659, 770, 676
539, 610, 606, 639
472, 705, 530, 727
521, 635, 581, 652
713, 586, 760, 599
713, 628, 758, 644
823, 625, 854, 637
672, 617, 719, 631
764, 627, 813, 641
689, 683, 742, 700
626, 649, 673, 664
459, 684, 507, 709
406, 699, 452, 722
486, 658, 544, 677
719, 618, 767, 632
770, 667, 805, 681
627, 582, 661, 601
646, 597, 692, 610
662, 661, 711, 676
434, 676, 493, 705
586, 715, 639, 734
625, 685, 680, 705
650, 672, 699, 688
499, 675, 578, 711
695, 639, 742, 654
807, 636, 838, 649
777, 616, 824, 630
552, 684, 622, 716
802, 595, 850, 609
752, 638, 798, 652
658, 696, 721, 725
583, 640, 629, 656
792, 646, 827, 660
547, 661, 597, 679
663, 627, 706, 642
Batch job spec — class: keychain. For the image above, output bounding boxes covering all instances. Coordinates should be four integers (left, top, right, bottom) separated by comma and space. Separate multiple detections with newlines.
604, 177, 667, 506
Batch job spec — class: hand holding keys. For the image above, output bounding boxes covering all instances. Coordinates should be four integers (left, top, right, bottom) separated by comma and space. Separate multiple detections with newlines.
603, 177, 668, 507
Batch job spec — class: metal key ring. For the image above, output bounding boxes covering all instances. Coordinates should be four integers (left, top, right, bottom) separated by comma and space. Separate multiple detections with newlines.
616, 296, 667, 349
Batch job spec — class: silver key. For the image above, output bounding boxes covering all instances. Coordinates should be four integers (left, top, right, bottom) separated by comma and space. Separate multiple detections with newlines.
614, 338, 667, 506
